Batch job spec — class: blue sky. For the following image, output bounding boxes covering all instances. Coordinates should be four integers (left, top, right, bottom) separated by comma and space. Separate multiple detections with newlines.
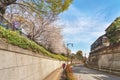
58, 0, 120, 56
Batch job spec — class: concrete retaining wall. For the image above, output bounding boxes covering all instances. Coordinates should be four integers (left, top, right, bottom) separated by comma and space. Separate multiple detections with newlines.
0, 40, 64, 80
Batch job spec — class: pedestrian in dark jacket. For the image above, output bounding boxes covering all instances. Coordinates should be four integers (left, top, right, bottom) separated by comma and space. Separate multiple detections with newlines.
62, 63, 66, 70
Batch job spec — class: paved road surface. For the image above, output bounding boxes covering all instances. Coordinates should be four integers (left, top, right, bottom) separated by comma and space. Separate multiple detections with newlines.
72, 65, 120, 80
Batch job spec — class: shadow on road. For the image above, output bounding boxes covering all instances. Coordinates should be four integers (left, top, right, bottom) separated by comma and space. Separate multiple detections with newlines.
72, 65, 102, 74
72, 64, 120, 80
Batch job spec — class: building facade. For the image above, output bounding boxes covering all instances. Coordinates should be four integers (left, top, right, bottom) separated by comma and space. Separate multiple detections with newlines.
89, 17, 120, 71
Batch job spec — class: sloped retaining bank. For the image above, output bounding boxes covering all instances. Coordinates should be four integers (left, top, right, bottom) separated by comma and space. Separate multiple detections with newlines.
0, 40, 64, 80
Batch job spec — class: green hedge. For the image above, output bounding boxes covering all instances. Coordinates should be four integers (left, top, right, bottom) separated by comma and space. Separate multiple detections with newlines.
0, 26, 67, 60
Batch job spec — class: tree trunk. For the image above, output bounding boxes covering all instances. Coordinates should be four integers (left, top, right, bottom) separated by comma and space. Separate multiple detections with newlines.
0, 0, 16, 15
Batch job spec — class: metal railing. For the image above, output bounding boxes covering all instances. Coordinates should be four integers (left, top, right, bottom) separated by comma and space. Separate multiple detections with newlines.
0, 15, 13, 30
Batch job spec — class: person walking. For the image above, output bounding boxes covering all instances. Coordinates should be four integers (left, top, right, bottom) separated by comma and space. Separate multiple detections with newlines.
62, 63, 66, 70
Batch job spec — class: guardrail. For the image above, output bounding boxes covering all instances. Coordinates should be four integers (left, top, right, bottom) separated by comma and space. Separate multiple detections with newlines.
0, 15, 28, 37
0, 15, 13, 29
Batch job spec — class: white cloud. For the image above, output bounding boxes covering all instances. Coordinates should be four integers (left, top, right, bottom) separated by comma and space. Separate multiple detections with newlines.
60, 19, 109, 42
57, 5, 111, 56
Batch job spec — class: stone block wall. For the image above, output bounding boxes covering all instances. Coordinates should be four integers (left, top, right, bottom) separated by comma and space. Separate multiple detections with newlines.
0, 41, 64, 80
89, 44, 120, 71
98, 53, 120, 70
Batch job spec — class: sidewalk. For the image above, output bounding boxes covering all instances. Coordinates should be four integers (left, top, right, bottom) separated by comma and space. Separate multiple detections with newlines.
44, 68, 63, 80
87, 65, 120, 76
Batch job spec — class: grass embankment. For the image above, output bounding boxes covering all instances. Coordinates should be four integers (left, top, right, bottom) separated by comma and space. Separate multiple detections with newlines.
65, 64, 76, 80
0, 26, 67, 60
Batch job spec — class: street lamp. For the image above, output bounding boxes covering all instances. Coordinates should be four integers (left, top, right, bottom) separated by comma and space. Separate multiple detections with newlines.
66, 43, 73, 65
84, 53, 87, 65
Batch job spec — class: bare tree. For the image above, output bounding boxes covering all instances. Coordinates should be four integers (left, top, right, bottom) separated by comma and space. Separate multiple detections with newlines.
4, 0, 71, 54
35, 25, 67, 54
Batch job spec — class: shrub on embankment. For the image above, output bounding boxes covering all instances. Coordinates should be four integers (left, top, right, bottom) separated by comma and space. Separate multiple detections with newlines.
65, 64, 76, 80
0, 26, 67, 60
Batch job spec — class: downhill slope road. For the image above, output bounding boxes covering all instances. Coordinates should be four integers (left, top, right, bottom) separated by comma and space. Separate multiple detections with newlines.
72, 65, 120, 80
